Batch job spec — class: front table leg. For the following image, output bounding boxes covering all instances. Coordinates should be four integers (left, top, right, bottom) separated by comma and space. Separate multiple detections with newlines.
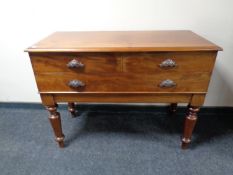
181, 105, 199, 149
46, 106, 65, 148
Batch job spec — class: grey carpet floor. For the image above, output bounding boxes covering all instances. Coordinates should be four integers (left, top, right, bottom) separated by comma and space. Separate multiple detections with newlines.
0, 103, 233, 175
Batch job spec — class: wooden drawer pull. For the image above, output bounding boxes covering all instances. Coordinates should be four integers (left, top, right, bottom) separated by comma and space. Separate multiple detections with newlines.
159, 79, 176, 88
67, 59, 84, 68
68, 80, 85, 88
159, 59, 177, 68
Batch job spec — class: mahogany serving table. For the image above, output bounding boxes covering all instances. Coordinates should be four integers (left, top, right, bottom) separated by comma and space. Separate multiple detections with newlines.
25, 31, 222, 149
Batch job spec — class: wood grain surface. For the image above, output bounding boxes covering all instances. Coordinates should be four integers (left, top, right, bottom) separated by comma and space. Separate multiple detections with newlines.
53, 93, 192, 103
30, 51, 216, 74
35, 71, 212, 93
27, 31, 222, 148
30, 52, 121, 73
25, 31, 222, 52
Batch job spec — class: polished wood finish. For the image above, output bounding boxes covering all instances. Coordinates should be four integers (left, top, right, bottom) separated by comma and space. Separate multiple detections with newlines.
46, 106, 65, 148
170, 103, 178, 114
30, 52, 121, 73
25, 31, 222, 52
68, 102, 77, 118
40, 94, 56, 106
122, 52, 216, 73
190, 94, 206, 106
26, 31, 221, 149
53, 93, 192, 103
35, 71, 212, 93
30, 51, 216, 94
30, 52, 216, 73
182, 105, 199, 149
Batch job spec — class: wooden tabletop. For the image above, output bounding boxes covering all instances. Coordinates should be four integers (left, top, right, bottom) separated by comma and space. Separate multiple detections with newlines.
25, 31, 222, 52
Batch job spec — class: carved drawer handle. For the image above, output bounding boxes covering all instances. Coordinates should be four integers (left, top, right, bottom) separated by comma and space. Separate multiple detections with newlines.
68, 80, 85, 88
159, 59, 177, 68
67, 59, 84, 68
159, 79, 176, 88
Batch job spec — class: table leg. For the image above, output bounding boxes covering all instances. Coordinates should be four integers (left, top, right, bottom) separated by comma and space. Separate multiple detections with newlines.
68, 102, 78, 118
181, 105, 199, 149
170, 103, 177, 114
46, 105, 65, 148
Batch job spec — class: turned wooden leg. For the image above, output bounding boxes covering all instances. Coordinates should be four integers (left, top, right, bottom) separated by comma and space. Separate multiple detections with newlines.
68, 102, 78, 118
181, 105, 199, 149
170, 103, 177, 114
46, 106, 65, 148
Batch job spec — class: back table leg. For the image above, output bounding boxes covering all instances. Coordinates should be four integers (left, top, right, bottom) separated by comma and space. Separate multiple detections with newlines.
68, 102, 78, 118
170, 103, 177, 114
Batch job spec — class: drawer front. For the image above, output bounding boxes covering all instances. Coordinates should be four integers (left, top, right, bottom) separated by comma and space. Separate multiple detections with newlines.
122, 52, 216, 73
30, 53, 121, 73
35, 72, 211, 93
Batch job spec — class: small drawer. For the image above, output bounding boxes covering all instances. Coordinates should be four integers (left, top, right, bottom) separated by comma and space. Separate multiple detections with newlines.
30, 52, 122, 74
35, 72, 211, 93
122, 52, 216, 74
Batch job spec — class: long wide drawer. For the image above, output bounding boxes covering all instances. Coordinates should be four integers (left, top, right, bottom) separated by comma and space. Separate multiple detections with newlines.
35, 72, 211, 93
